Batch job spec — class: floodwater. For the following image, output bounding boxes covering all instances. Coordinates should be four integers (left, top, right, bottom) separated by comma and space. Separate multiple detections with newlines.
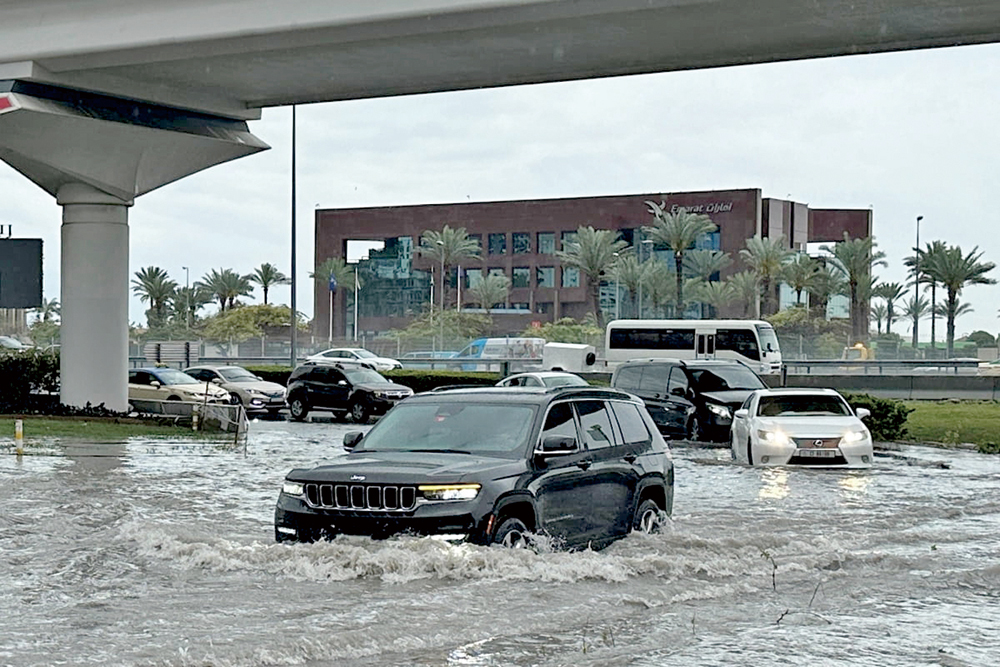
2, 420, 999, 667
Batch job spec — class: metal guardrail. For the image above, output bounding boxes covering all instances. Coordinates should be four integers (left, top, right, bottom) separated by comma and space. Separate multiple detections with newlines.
782, 359, 981, 376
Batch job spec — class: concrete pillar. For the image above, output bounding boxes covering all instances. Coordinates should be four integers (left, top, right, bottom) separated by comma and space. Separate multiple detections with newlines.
57, 184, 130, 411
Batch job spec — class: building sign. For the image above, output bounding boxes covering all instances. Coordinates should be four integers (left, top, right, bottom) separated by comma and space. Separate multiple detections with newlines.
669, 202, 734, 215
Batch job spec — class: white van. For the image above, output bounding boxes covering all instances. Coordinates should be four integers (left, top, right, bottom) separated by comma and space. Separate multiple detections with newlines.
456, 337, 545, 371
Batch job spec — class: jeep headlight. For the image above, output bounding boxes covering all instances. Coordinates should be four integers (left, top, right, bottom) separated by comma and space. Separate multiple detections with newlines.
282, 481, 304, 496
841, 430, 869, 444
418, 484, 481, 501
757, 429, 791, 447
706, 404, 732, 419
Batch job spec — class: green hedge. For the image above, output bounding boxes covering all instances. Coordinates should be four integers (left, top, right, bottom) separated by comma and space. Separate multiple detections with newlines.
0, 350, 59, 411
843, 392, 914, 442
245, 366, 501, 393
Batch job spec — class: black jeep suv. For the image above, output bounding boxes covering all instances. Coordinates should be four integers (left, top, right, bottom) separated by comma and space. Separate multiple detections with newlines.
285, 361, 413, 422
611, 358, 767, 442
274, 386, 673, 549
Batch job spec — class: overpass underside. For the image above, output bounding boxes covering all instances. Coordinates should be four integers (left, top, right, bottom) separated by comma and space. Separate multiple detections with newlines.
1, 0, 998, 409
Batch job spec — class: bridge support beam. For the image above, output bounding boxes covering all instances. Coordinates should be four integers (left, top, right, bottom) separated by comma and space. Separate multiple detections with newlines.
58, 184, 130, 410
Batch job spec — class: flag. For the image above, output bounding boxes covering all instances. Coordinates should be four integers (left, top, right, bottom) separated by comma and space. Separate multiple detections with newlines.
328, 276, 337, 292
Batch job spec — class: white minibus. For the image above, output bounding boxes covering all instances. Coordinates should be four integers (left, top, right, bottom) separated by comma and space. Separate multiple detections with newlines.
604, 319, 782, 374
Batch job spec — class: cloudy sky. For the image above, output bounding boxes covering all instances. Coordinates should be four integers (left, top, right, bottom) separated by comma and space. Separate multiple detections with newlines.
4, 41, 999, 341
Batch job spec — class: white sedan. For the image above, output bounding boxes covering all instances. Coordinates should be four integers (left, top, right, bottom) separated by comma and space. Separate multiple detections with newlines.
730, 388, 873, 468
306, 347, 402, 371
496, 371, 589, 388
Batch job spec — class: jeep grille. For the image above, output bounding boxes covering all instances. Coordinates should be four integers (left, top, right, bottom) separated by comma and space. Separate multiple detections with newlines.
304, 483, 417, 511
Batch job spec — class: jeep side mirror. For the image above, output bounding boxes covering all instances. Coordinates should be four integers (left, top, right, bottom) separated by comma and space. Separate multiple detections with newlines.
734, 408, 749, 419
536, 435, 578, 456
855, 407, 871, 420
343, 431, 363, 451
338, 380, 348, 386
670, 386, 686, 397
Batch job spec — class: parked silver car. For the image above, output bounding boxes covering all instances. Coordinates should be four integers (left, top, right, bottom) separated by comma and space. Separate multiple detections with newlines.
184, 365, 286, 416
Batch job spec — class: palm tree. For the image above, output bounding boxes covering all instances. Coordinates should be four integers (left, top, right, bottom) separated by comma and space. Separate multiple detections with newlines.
727, 271, 760, 318
196, 268, 253, 312
821, 234, 887, 344
31, 297, 60, 323
920, 244, 996, 357
467, 272, 510, 316
870, 303, 887, 335
643, 201, 718, 318
872, 281, 907, 334
556, 226, 628, 327
419, 226, 481, 310
905, 240, 949, 350
310, 258, 359, 339
739, 235, 794, 317
131, 266, 177, 327
610, 252, 649, 317
171, 285, 212, 327
249, 263, 289, 305
782, 254, 819, 305
900, 294, 930, 349
644, 262, 676, 318
807, 264, 847, 318
684, 249, 732, 317
693, 280, 736, 318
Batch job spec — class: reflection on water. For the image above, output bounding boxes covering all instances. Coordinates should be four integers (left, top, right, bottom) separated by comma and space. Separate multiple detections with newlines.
2, 422, 999, 667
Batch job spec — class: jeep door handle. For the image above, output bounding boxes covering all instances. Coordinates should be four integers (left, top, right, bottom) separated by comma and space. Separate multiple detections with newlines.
577, 460, 592, 470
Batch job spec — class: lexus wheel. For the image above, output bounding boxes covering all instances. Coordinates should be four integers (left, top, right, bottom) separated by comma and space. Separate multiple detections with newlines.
492, 517, 529, 549
289, 397, 309, 421
632, 499, 663, 535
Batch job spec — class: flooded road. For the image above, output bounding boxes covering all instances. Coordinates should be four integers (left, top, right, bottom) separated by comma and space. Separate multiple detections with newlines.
2, 419, 998, 666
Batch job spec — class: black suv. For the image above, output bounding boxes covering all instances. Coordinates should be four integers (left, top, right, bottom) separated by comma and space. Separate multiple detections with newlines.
274, 386, 673, 549
610, 359, 767, 442
285, 361, 413, 422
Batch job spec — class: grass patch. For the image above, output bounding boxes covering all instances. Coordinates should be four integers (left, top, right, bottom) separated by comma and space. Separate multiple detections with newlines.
1, 416, 225, 442
903, 400, 1000, 447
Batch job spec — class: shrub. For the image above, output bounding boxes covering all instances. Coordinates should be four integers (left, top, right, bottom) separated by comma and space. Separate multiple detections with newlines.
977, 442, 1000, 455
0, 349, 60, 411
843, 392, 914, 442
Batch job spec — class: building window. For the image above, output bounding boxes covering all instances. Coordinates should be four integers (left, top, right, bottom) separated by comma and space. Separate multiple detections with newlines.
513, 232, 531, 254
488, 267, 506, 278
512, 267, 531, 288
536, 266, 555, 288
536, 302, 553, 314
488, 233, 506, 255
511, 302, 530, 311
465, 268, 483, 287
562, 266, 580, 288
468, 234, 482, 252
561, 230, 578, 251
537, 232, 556, 255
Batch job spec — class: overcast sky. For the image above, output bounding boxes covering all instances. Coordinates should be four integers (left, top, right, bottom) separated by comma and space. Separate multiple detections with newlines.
4, 41, 999, 341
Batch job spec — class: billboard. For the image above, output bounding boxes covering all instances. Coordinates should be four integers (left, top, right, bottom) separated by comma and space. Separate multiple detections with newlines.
0, 239, 43, 308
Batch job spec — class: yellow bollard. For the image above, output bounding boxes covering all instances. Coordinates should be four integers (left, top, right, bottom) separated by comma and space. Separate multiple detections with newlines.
192, 405, 200, 432
15, 419, 23, 455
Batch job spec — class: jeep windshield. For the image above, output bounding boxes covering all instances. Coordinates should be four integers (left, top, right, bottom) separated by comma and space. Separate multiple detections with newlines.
688, 366, 764, 392
356, 401, 537, 458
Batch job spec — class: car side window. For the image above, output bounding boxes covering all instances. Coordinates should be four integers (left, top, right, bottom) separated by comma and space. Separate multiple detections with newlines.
575, 400, 615, 450
638, 364, 671, 396
610, 402, 652, 446
667, 368, 689, 397
540, 402, 578, 445
133, 371, 152, 385
523, 376, 542, 387
614, 365, 643, 391
328, 369, 348, 385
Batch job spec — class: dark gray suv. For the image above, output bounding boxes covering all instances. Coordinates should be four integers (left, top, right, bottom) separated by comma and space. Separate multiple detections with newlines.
275, 386, 673, 549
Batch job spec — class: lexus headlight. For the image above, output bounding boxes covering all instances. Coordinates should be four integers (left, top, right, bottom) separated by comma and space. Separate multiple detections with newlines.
282, 481, 304, 496
419, 484, 481, 501
706, 404, 732, 419
246, 388, 264, 395
757, 429, 791, 446
841, 430, 869, 444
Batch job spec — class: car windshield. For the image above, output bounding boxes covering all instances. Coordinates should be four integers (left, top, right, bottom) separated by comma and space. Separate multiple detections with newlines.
342, 367, 389, 384
689, 366, 765, 391
218, 367, 257, 382
756, 325, 779, 354
356, 402, 537, 458
154, 369, 199, 385
542, 375, 588, 387
757, 395, 851, 417
353, 349, 377, 358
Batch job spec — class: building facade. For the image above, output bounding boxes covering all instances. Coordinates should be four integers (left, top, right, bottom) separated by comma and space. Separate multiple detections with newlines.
314, 188, 872, 338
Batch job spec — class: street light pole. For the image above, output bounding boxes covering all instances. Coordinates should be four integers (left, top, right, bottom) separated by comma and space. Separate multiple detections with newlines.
612, 252, 621, 321
914, 215, 922, 350
638, 239, 653, 319
353, 263, 359, 342
182, 266, 190, 329
436, 240, 445, 351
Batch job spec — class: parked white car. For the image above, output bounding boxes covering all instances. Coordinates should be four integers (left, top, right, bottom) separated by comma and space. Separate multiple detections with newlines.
730, 388, 873, 468
306, 347, 402, 371
496, 371, 589, 388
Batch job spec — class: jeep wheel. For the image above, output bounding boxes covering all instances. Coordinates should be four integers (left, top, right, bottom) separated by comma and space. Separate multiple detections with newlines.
686, 416, 702, 442
288, 397, 309, 421
350, 400, 369, 424
632, 499, 663, 535
492, 517, 529, 549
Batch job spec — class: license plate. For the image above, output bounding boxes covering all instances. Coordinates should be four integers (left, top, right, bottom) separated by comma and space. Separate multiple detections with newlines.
795, 449, 839, 458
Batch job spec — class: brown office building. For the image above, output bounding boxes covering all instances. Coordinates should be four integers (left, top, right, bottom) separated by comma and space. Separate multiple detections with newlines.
314, 188, 872, 338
